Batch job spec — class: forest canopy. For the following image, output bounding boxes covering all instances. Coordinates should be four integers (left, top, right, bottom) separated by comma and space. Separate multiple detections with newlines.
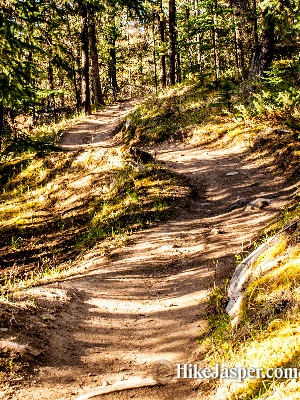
1, 0, 300, 151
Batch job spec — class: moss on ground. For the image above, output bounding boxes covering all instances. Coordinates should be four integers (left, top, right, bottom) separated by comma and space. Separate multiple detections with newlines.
200, 208, 300, 400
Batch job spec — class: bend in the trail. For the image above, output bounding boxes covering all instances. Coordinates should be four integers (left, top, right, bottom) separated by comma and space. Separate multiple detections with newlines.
59, 98, 141, 150
10, 100, 297, 400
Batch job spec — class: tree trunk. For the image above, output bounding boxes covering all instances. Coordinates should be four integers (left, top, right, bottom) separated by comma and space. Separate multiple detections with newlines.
249, 7, 275, 78
230, 0, 239, 69
231, 1, 245, 72
194, 0, 201, 67
253, 0, 259, 49
152, 10, 158, 94
66, 13, 81, 112
73, 65, 81, 112
108, 16, 119, 101
48, 58, 57, 123
158, 8, 166, 87
89, 15, 105, 106
0, 102, 4, 152
109, 40, 118, 101
80, 1, 91, 114
168, 0, 176, 85
176, 51, 181, 83
211, 0, 220, 86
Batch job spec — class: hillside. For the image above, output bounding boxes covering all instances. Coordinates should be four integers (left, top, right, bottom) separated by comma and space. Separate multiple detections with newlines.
0, 84, 298, 399
2, 0, 300, 397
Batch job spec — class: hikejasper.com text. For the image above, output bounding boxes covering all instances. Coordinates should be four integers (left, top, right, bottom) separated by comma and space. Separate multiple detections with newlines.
177, 364, 300, 383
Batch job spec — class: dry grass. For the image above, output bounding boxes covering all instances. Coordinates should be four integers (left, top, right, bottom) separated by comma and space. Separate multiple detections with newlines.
120, 83, 300, 182
201, 215, 300, 399
0, 145, 190, 295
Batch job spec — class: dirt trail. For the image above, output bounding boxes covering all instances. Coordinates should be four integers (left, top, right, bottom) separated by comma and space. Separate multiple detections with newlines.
59, 99, 142, 150
9, 100, 297, 400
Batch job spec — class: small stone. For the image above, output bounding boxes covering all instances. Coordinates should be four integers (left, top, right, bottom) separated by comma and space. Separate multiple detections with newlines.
226, 172, 239, 176
230, 198, 247, 210
210, 228, 219, 235
136, 164, 145, 173
125, 119, 131, 129
26, 346, 43, 357
245, 198, 270, 211
42, 314, 56, 322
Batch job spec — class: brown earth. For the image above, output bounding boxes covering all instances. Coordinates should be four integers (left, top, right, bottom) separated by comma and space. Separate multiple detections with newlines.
1, 99, 297, 400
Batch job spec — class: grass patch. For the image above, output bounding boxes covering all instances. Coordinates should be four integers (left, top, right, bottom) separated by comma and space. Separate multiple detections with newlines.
75, 162, 190, 249
119, 84, 237, 146
200, 205, 300, 400
119, 83, 300, 181
1, 110, 82, 159
0, 146, 191, 295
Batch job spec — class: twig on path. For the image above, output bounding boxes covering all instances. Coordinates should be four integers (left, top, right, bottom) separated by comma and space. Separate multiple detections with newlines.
76, 376, 160, 399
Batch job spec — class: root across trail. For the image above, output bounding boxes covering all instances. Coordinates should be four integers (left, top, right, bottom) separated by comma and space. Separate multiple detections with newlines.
4, 100, 297, 400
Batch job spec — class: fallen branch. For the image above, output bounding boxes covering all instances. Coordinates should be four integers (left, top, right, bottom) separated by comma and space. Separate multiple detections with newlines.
226, 219, 299, 326
76, 376, 160, 400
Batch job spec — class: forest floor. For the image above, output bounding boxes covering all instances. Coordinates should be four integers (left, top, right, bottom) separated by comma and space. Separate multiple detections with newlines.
1, 99, 297, 400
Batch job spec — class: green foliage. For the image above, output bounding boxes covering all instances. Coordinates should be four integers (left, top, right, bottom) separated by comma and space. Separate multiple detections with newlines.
206, 283, 230, 339
0, 143, 191, 293
234, 59, 300, 121
120, 94, 184, 145
76, 163, 186, 248
200, 204, 300, 399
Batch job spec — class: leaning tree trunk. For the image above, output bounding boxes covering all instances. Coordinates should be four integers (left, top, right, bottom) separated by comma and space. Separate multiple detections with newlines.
80, 1, 91, 114
249, 7, 275, 78
89, 15, 105, 106
168, 0, 176, 85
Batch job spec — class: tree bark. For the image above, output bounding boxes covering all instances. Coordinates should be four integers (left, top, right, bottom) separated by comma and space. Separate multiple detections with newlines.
231, 1, 245, 72
249, 7, 275, 78
0, 102, 4, 152
152, 10, 158, 94
108, 16, 119, 101
158, 9, 166, 87
168, 0, 176, 85
89, 15, 105, 106
66, 13, 81, 112
48, 57, 57, 123
253, 0, 259, 49
73, 64, 81, 112
176, 51, 181, 83
109, 40, 118, 101
211, 0, 220, 85
76, 376, 159, 400
80, 1, 91, 114
194, 0, 201, 67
